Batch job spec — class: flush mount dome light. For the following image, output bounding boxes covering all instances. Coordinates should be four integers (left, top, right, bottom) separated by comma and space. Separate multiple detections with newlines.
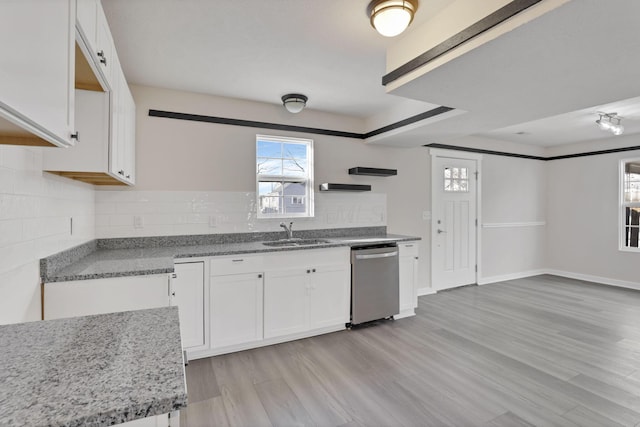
368, 0, 418, 37
281, 94, 308, 114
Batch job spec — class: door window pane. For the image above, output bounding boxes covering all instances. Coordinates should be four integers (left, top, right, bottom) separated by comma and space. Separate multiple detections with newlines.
444, 167, 469, 192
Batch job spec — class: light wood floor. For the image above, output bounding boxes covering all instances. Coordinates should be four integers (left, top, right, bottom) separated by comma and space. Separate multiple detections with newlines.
180, 275, 640, 427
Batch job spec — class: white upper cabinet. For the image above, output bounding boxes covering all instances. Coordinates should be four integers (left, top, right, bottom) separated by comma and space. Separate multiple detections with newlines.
44, 0, 136, 185
76, 0, 114, 89
0, 0, 76, 147
109, 60, 136, 184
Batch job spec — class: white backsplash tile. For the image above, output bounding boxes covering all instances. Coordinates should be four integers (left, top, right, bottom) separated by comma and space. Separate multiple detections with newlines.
0, 146, 95, 324
95, 190, 387, 238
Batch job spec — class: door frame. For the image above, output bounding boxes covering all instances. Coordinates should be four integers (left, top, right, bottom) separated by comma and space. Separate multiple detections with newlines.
430, 148, 483, 290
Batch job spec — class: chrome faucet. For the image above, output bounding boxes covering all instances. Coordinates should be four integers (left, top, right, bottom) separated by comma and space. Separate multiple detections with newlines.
280, 222, 294, 239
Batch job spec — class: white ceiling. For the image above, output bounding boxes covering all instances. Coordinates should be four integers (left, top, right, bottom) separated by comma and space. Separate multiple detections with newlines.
101, 0, 453, 119
102, 0, 640, 148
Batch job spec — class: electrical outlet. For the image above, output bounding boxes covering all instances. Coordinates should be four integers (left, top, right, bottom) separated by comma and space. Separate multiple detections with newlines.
422, 211, 431, 220
134, 216, 144, 229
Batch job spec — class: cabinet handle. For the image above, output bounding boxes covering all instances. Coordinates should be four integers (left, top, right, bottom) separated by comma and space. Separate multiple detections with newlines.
171, 273, 177, 279
405, 244, 414, 248
306, 269, 311, 274
118, 170, 124, 175
97, 50, 107, 66
171, 291, 176, 297
312, 268, 316, 273
126, 174, 131, 179
415, 257, 419, 260
258, 274, 262, 278
70, 132, 79, 141
232, 259, 244, 263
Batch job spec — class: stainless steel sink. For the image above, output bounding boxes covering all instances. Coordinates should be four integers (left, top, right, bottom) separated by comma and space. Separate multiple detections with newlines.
262, 238, 330, 247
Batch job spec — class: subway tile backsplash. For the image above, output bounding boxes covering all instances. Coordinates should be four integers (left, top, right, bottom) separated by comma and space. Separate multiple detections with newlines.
0, 146, 95, 324
95, 190, 386, 238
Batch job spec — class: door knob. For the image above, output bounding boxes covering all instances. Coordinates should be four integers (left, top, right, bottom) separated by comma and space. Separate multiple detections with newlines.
437, 229, 447, 234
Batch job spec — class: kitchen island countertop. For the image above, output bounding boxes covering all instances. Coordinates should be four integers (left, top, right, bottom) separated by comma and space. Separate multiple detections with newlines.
0, 307, 187, 427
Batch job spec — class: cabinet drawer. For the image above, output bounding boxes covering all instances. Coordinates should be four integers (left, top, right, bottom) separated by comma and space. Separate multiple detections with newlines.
398, 242, 419, 257
211, 255, 264, 276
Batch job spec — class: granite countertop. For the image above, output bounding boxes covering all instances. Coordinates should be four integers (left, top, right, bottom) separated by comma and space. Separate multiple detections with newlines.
41, 228, 420, 283
0, 307, 187, 427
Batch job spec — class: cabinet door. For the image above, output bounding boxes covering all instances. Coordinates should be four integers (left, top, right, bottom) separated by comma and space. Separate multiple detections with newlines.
109, 62, 124, 179
124, 85, 136, 184
309, 264, 350, 329
43, 89, 110, 173
76, 0, 98, 46
172, 262, 205, 350
44, 275, 170, 320
0, 0, 75, 147
95, 5, 114, 86
399, 244, 419, 312
210, 273, 263, 348
264, 268, 309, 339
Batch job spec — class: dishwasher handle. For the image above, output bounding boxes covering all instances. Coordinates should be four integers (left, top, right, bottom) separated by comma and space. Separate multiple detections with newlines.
354, 251, 398, 260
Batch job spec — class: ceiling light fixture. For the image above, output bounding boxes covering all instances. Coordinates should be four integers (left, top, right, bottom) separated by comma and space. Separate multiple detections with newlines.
368, 0, 418, 37
596, 112, 624, 136
282, 94, 308, 114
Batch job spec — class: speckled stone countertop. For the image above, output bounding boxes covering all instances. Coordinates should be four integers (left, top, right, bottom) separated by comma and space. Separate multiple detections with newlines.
0, 307, 187, 427
41, 227, 420, 283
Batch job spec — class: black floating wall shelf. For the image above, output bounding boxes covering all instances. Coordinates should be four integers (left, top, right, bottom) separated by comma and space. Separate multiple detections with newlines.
319, 183, 372, 192
348, 167, 397, 177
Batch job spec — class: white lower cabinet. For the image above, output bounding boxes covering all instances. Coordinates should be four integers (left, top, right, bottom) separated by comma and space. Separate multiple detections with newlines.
263, 268, 309, 339
44, 274, 170, 320
398, 242, 419, 318
309, 264, 351, 329
171, 262, 206, 352
194, 247, 350, 358
118, 412, 176, 427
210, 272, 263, 349
264, 263, 350, 339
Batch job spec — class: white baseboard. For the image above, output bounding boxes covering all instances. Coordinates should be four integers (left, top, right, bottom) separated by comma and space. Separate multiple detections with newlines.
545, 269, 640, 291
477, 269, 547, 285
417, 287, 436, 296
477, 268, 640, 291
395, 309, 415, 319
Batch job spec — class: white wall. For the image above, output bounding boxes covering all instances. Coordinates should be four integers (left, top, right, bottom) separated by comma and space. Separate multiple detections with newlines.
546, 139, 640, 288
0, 146, 94, 324
96, 85, 433, 288
479, 153, 547, 282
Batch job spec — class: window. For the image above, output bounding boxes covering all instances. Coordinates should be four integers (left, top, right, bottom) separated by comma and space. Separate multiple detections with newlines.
444, 167, 469, 192
621, 158, 640, 250
257, 135, 314, 218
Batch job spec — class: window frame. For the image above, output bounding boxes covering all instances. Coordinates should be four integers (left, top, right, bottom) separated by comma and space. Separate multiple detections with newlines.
256, 134, 314, 219
619, 157, 640, 252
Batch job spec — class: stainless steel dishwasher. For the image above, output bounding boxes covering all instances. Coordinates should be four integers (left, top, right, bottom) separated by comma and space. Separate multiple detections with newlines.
349, 244, 399, 326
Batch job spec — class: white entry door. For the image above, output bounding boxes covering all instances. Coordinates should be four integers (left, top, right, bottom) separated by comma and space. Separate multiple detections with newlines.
431, 153, 479, 290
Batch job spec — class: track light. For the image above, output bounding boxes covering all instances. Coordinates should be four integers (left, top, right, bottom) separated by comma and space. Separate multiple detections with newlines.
596, 112, 624, 136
